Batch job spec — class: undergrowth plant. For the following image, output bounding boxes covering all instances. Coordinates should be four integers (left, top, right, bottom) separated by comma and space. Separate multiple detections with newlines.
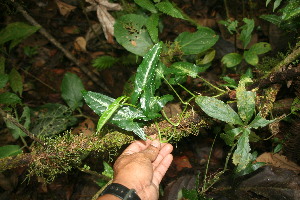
219, 18, 272, 68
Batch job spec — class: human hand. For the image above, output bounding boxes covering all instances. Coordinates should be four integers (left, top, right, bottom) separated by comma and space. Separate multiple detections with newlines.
98, 139, 173, 200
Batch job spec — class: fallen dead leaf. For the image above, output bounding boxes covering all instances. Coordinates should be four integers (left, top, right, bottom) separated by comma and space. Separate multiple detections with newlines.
55, 0, 76, 17
72, 118, 95, 136
256, 152, 300, 172
74, 37, 87, 52
173, 155, 192, 171
85, 0, 122, 43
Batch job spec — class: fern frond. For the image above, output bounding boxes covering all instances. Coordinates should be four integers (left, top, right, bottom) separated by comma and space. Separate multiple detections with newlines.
92, 56, 119, 70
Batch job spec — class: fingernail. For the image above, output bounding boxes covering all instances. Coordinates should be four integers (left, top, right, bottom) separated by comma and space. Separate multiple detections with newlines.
151, 140, 160, 148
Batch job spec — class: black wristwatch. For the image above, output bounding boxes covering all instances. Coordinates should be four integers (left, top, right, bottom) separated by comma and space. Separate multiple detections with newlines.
100, 183, 141, 200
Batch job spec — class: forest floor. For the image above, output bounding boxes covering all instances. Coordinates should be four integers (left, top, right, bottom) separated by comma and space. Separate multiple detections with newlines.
0, 0, 299, 200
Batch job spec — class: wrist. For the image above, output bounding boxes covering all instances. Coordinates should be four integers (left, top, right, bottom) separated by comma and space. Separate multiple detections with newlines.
100, 183, 141, 200
112, 179, 144, 199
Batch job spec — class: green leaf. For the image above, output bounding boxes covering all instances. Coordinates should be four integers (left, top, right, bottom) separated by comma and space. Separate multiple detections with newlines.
92, 56, 119, 70
83, 91, 147, 140
97, 96, 128, 132
273, 143, 283, 153
244, 50, 259, 66
232, 128, 251, 172
291, 97, 300, 113
146, 13, 159, 43
273, 0, 282, 11
239, 18, 254, 49
249, 42, 272, 55
0, 92, 21, 104
0, 56, 5, 74
155, 0, 184, 19
140, 94, 173, 119
281, 0, 300, 20
0, 74, 9, 88
9, 68, 23, 96
195, 96, 243, 125
131, 42, 162, 105
221, 127, 243, 146
168, 62, 200, 78
61, 72, 85, 111
175, 27, 219, 55
134, 0, 157, 13
248, 112, 275, 129
266, 0, 271, 6
0, 145, 22, 159
102, 161, 114, 179
260, 14, 282, 26
218, 19, 238, 34
0, 22, 40, 50
182, 188, 199, 199
236, 78, 255, 123
222, 76, 238, 88
5, 106, 30, 139
114, 14, 153, 56
197, 49, 216, 65
221, 53, 243, 68
31, 104, 77, 136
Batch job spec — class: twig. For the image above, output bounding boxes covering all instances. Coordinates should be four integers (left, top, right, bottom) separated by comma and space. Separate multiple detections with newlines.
0, 108, 45, 146
10, 0, 111, 93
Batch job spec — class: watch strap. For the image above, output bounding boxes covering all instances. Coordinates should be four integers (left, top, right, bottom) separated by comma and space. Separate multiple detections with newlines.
100, 183, 141, 200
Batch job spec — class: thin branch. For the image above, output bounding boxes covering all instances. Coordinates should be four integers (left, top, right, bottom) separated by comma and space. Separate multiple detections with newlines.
10, 0, 111, 93
0, 108, 45, 146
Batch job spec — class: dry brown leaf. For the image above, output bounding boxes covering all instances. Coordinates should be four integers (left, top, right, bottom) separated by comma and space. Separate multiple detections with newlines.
74, 37, 87, 52
85, 0, 122, 43
256, 152, 300, 172
72, 118, 95, 136
55, 0, 76, 17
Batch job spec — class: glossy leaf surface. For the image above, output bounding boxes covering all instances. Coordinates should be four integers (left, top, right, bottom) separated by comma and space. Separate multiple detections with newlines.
131, 42, 162, 105
195, 96, 243, 125
96, 96, 128, 132
83, 91, 147, 140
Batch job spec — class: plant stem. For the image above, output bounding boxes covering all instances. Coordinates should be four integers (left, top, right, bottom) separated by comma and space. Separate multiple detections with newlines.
197, 75, 226, 93
202, 134, 217, 193
0, 108, 45, 146
178, 83, 196, 97
163, 77, 188, 105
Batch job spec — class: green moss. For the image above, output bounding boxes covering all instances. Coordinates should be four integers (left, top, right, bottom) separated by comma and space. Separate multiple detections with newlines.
28, 131, 134, 182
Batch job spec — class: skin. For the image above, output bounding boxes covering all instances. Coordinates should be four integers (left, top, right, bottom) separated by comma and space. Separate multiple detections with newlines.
97, 139, 173, 200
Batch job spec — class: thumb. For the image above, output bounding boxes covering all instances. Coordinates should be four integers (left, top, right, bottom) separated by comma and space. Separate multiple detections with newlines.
141, 140, 161, 162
